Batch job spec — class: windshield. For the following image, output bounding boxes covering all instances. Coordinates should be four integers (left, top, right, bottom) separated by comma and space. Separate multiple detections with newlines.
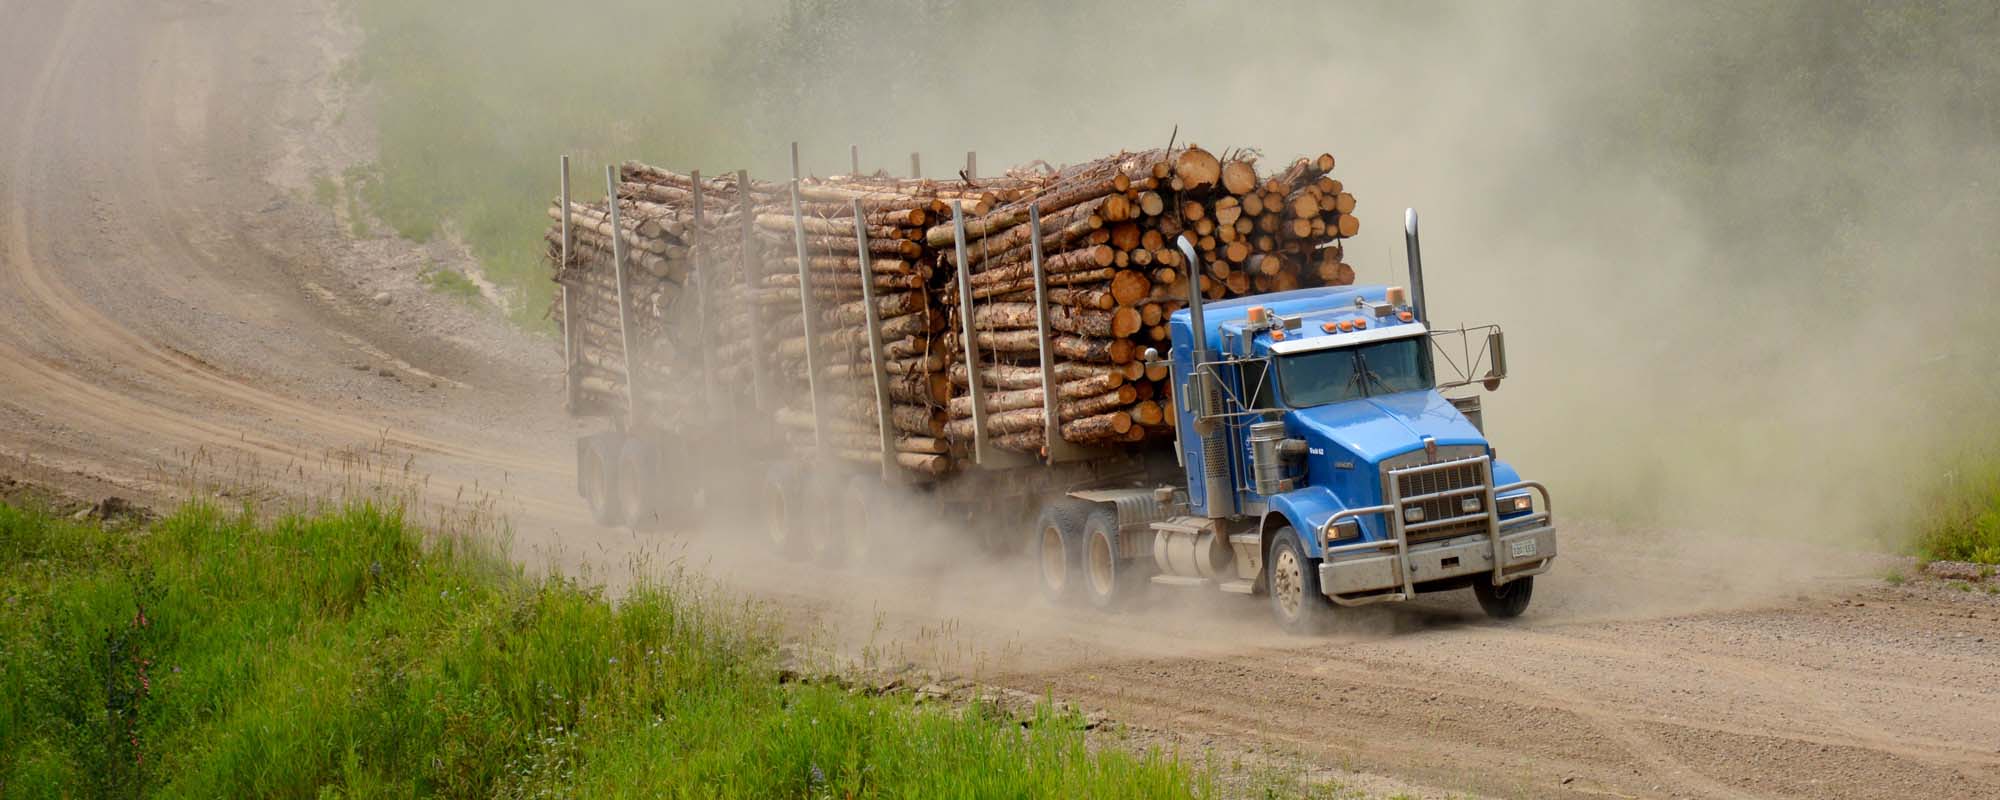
1277, 335, 1434, 407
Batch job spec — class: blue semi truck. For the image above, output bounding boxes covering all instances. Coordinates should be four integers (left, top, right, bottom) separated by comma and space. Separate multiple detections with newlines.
1013, 211, 1554, 631
559, 153, 1554, 631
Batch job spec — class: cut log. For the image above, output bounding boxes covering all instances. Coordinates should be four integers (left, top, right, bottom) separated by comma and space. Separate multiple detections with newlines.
1174, 147, 1222, 193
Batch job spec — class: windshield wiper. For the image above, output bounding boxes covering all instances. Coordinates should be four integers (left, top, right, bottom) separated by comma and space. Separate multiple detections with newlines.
1353, 353, 1396, 397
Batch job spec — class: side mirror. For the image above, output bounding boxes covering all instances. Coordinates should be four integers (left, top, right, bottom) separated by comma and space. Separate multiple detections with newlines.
1482, 330, 1507, 391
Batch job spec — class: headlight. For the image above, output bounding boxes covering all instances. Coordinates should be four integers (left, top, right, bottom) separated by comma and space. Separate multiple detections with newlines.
1325, 518, 1360, 546
1498, 494, 1533, 515
1403, 506, 1425, 523
1459, 496, 1481, 514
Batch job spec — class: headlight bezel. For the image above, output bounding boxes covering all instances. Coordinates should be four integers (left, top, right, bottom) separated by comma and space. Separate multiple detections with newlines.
1324, 517, 1361, 547
1497, 493, 1533, 516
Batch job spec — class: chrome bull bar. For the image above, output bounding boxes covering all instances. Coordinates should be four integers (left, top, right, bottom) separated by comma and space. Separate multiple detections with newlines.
1314, 455, 1553, 606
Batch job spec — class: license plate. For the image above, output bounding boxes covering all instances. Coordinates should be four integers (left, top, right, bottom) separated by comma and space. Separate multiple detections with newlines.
1508, 539, 1538, 559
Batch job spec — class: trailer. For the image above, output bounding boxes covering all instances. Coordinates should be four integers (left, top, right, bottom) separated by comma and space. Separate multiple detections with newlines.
552, 149, 1556, 631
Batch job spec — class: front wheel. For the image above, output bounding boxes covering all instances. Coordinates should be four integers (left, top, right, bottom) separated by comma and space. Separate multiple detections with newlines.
1474, 575, 1534, 619
1267, 529, 1334, 635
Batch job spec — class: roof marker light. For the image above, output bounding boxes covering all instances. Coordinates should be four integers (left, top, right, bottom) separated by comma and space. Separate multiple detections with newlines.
1397, 311, 1414, 322
1338, 320, 1354, 332
1271, 330, 1286, 341
1321, 322, 1338, 333
1247, 305, 1267, 325
1355, 318, 1368, 329
1386, 286, 1409, 306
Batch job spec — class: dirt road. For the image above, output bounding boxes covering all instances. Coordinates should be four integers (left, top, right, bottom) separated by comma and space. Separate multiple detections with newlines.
2, 2, 1995, 798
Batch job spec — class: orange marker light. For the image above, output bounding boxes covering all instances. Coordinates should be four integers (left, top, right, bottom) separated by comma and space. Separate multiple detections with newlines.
1321, 322, 1338, 333
1247, 305, 1267, 324
1271, 330, 1286, 341
1338, 320, 1354, 332
1398, 311, 1414, 322
1355, 319, 1368, 329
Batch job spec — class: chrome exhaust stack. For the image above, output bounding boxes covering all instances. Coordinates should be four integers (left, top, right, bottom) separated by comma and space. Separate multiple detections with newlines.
1404, 208, 1428, 324
1177, 235, 1233, 518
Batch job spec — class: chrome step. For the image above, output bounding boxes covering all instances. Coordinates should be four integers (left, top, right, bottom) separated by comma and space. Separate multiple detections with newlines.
1149, 574, 1209, 587
1217, 579, 1255, 594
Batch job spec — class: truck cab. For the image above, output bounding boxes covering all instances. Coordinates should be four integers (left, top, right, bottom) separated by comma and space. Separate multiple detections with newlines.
1148, 213, 1556, 632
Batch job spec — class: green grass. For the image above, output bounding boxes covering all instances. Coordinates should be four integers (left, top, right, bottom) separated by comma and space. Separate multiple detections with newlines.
346, 1, 760, 329
1915, 459, 2000, 565
421, 263, 483, 304
311, 172, 340, 210
0, 500, 1212, 797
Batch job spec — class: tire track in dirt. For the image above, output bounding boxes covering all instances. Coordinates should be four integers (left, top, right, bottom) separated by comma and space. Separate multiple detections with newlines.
0, 0, 569, 516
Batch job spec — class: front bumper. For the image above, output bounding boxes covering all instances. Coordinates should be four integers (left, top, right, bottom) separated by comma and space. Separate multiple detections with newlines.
1319, 524, 1557, 601
1312, 463, 1555, 607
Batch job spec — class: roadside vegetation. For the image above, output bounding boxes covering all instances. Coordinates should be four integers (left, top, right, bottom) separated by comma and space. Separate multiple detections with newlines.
1916, 456, 2000, 565
346, 1, 762, 330
0, 500, 1211, 797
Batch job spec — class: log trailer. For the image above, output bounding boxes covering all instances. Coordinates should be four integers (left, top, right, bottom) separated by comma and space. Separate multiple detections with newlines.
558, 154, 1556, 632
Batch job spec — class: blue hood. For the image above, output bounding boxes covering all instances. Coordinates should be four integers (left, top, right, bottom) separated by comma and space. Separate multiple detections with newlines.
1288, 390, 1485, 463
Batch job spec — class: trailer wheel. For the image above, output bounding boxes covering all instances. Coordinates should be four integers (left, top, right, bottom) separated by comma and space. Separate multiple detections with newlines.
1474, 575, 1534, 619
1082, 509, 1143, 610
1035, 499, 1090, 605
829, 476, 877, 569
581, 439, 624, 527
764, 465, 805, 560
616, 439, 659, 531
1267, 529, 1334, 634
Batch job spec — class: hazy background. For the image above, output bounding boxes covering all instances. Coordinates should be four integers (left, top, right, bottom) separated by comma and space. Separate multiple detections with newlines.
351, 0, 2000, 549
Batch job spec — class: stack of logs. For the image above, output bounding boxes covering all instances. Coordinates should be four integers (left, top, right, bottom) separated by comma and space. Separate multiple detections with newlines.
546, 145, 1359, 477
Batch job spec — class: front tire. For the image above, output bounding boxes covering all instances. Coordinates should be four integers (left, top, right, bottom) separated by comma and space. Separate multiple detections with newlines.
1474, 575, 1534, 619
1267, 529, 1334, 635
1035, 499, 1090, 605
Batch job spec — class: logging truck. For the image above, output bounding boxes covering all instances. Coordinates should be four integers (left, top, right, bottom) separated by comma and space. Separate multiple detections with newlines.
556, 151, 1555, 631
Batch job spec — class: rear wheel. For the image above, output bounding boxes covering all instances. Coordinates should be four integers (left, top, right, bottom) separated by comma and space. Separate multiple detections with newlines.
616, 439, 658, 530
1035, 499, 1089, 605
581, 439, 624, 527
1474, 575, 1534, 619
764, 465, 805, 560
1082, 509, 1143, 610
821, 477, 877, 568
1267, 530, 1334, 635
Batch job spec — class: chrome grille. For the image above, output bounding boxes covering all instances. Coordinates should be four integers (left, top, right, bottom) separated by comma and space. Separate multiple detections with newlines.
1396, 458, 1489, 544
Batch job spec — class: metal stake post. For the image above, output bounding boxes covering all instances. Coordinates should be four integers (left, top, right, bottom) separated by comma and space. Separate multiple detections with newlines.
850, 144, 860, 177
604, 165, 641, 425
1028, 204, 1085, 463
559, 155, 577, 413
910, 152, 921, 179
790, 143, 827, 449
738, 169, 770, 411
965, 151, 977, 179
951, 201, 995, 466
690, 170, 715, 421
852, 199, 898, 481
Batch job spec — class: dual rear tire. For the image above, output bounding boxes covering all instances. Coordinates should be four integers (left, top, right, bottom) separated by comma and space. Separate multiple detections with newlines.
1037, 501, 1144, 610
765, 466, 878, 568
578, 434, 696, 530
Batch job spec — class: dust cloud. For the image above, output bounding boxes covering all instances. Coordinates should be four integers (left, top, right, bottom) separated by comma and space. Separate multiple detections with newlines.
390, 0, 2000, 634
